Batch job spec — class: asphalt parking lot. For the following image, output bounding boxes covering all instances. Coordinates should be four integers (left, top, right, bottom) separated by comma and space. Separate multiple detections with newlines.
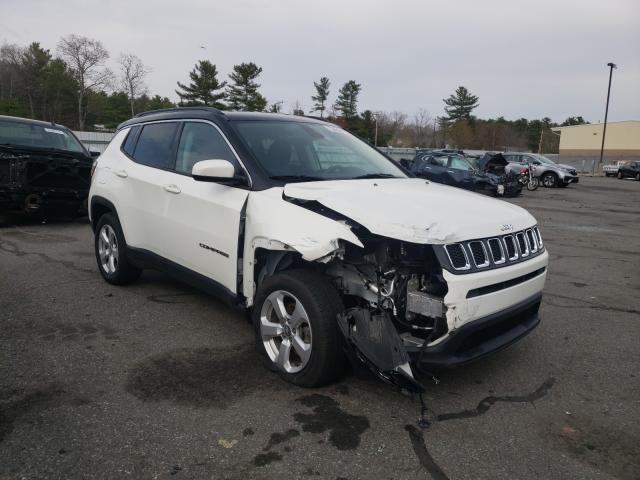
1, 176, 639, 480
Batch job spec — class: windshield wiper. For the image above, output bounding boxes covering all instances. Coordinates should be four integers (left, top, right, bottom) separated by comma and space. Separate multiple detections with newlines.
268, 175, 326, 182
351, 173, 399, 179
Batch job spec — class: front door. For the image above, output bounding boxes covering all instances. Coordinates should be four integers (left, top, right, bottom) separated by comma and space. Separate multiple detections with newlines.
161, 121, 250, 294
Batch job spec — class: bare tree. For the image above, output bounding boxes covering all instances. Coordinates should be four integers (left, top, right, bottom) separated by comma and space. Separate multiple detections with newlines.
412, 108, 432, 147
0, 43, 25, 102
118, 53, 150, 116
57, 34, 113, 129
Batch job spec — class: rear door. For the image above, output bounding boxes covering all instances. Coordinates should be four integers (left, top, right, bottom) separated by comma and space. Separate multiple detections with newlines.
116, 121, 181, 257
161, 121, 250, 294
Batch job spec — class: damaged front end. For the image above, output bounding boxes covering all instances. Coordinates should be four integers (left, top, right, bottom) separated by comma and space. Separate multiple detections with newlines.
0, 146, 92, 215
327, 235, 449, 393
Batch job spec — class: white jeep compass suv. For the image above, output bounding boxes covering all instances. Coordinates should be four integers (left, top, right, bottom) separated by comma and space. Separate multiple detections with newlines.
89, 108, 548, 391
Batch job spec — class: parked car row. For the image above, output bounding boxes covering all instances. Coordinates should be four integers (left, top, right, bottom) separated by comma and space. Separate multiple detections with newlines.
401, 149, 579, 195
604, 160, 640, 180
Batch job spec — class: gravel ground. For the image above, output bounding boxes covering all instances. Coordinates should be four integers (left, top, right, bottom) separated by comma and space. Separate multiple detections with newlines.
1, 176, 639, 480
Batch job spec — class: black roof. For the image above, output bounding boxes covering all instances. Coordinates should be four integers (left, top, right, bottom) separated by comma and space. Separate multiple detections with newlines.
0, 114, 69, 130
117, 108, 324, 130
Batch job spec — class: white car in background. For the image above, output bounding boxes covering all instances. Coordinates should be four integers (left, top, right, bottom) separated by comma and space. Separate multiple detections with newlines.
89, 108, 549, 392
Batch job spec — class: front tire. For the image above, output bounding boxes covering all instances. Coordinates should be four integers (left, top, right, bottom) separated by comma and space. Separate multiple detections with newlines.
617, 170, 623, 179
94, 213, 141, 285
541, 172, 558, 188
636, 173, 640, 181
253, 269, 346, 387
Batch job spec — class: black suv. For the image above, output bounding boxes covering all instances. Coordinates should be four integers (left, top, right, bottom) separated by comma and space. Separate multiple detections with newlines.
0, 115, 97, 216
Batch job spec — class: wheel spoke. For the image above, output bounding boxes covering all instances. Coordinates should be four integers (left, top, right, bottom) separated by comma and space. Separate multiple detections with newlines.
291, 334, 311, 364
260, 319, 283, 338
272, 293, 288, 322
276, 338, 291, 369
108, 254, 116, 273
288, 301, 308, 328
100, 229, 109, 245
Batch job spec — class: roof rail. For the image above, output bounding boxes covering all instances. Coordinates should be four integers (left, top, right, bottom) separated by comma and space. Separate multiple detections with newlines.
134, 106, 225, 118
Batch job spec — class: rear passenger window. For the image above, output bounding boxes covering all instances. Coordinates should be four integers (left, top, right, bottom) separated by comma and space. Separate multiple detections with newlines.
175, 122, 237, 175
122, 126, 139, 156
132, 122, 178, 169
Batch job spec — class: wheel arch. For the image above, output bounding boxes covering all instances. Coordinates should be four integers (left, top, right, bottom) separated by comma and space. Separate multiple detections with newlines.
90, 196, 118, 232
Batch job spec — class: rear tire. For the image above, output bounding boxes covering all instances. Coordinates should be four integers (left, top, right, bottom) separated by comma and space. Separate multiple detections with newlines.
94, 213, 141, 285
541, 172, 558, 188
636, 173, 640, 181
253, 269, 346, 387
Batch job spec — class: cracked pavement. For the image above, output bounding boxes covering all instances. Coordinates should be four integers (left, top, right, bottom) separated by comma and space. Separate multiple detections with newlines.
1, 176, 639, 479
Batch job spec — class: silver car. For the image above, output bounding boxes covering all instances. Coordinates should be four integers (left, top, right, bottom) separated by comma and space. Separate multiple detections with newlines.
503, 153, 579, 187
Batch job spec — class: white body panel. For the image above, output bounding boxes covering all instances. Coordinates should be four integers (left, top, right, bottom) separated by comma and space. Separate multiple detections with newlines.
438, 250, 548, 342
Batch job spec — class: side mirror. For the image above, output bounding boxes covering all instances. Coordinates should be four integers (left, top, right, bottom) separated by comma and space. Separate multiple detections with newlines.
89, 149, 101, 158
533, 161, 541, 165
192, 159, 243, 184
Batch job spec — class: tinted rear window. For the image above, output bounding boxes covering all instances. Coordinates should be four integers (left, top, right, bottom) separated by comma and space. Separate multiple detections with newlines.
122, 126, 140, 156
132, 123, 178, 169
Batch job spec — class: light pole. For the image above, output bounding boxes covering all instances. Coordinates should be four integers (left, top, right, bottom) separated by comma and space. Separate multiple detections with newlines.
598, 62, 617, 172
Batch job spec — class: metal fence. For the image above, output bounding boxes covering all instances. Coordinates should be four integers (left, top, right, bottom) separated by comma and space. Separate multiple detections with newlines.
74, 131, 114, 153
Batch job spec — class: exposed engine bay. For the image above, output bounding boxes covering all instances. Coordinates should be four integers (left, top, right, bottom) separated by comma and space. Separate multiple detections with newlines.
326, 235, 449, 393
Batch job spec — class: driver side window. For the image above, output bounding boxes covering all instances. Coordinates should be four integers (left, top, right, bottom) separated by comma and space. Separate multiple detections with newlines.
175, 122, 238, 175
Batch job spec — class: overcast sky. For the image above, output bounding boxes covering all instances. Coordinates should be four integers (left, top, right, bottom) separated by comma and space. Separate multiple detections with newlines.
2, 0, 639, 122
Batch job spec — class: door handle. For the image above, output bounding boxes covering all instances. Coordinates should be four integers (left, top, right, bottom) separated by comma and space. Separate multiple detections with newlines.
115, 169, 128, 178
447, 170, 455, 173
163, 184, 181, 194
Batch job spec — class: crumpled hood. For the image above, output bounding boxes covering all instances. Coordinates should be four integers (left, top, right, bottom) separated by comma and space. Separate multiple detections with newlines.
283, 178, 536, 244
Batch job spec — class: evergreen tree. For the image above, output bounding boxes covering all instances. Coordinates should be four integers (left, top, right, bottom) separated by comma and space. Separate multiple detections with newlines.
561, 116, 588, 126
334, 80, 361, 119
225, 62, 267, 112
176, 60, 227, 108
443, 86, 479, 122
311, 76, 330, 118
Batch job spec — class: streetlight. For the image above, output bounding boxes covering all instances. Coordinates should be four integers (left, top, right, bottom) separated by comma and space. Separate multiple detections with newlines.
598, 62, 617, 172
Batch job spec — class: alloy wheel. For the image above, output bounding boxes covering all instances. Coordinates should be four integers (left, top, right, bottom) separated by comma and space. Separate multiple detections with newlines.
98, 224, 119, 274
260, 290, 313, 373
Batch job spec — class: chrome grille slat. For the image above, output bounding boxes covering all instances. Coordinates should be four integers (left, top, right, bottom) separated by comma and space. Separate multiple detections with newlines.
516, 232, 529, 257
445, 243, 470, 271
487, 238, 506, 264
468, 241, 490, 268
526, 229, 538, 253
503, 235, 518, 260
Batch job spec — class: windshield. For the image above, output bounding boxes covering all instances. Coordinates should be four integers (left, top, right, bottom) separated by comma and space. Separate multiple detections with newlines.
531, 153, 556, 165
233, 120, 407, 181
0, 120, 86, 154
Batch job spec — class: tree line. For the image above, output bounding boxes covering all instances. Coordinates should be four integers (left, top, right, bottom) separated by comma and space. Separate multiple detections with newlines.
0, 35, 587, 153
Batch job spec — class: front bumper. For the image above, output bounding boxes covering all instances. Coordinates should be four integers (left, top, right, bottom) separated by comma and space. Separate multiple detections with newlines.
563, 176, 579, 184
408, 292, 541, 369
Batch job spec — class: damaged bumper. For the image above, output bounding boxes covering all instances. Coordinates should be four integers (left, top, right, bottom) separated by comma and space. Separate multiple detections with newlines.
406, 293, 541, 369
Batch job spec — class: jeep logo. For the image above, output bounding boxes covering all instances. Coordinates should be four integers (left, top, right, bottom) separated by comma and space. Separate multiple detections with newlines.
500, 224, 514, 232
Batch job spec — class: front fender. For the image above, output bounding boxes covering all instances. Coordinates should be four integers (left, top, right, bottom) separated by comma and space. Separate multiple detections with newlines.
242, 188, 363, 305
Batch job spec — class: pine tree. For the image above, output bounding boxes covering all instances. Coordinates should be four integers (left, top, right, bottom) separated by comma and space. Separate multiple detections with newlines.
175, 60, 227, 108
443, 86, 479, 122
226, 62, 267, 112
311, 76, 330, 118
334, 80, 361, 119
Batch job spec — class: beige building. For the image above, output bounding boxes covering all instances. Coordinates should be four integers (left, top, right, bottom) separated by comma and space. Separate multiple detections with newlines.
552, 121, 640, 167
